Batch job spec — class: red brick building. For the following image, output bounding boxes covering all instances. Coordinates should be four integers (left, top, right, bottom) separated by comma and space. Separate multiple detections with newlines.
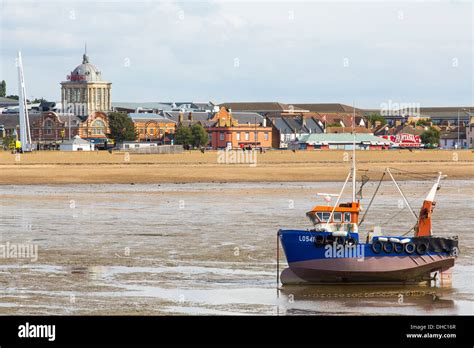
207, 107, 272, 149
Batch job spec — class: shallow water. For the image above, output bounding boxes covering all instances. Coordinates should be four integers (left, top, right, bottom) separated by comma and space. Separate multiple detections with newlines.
0, 181, 472, 315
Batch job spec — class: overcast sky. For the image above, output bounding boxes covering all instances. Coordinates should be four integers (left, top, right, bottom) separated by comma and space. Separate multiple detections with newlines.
0, 0, 472, 108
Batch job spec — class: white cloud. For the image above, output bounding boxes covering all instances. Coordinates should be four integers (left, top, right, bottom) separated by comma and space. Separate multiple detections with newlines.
0, 0, 472, 106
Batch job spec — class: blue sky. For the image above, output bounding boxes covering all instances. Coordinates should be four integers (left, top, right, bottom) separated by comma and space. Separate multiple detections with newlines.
0, 0, 472, 108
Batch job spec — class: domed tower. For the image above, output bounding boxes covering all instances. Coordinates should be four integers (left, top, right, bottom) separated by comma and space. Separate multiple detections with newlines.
60, 47, 112, 116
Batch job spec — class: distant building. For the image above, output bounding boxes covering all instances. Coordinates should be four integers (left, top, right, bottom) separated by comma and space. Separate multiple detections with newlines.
0, 97, 19, 108
268, 115, 324, 148
162, 101, 217, 112
299, 133, 391, 150
219, 102, 309, 118
162, 108, 272, 149
366, 107, 473, 127
128, 113, 176, 143
116, 141, 159, 150
466, 117, 474, 149
439, 127, 466, 149
164, 111, 214, 127
0, 111, 109, 149
293, 103, 364, 114
61, 49, 112, 116
206, 107, 272, 149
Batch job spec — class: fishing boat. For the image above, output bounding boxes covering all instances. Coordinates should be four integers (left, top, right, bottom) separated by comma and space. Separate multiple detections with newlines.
278, 134, 459, 285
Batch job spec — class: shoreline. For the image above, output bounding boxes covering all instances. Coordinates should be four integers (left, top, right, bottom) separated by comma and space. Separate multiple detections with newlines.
0, 150, 472, 185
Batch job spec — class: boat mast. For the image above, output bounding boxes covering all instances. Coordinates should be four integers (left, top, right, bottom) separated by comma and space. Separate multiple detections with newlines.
17, 51, 32, 152
352, 102, 356, 202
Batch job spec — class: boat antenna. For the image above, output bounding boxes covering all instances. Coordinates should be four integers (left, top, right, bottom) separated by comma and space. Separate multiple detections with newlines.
352, 101, 356, 202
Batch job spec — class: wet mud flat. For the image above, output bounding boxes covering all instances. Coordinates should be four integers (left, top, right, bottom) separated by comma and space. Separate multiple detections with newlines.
0, 181, 472, 315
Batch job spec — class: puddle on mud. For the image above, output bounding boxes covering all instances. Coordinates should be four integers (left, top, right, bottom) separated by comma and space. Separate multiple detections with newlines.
0, 181, 472, 315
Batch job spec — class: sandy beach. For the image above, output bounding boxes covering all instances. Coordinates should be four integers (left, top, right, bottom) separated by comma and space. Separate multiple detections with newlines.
0, 149, 472, 184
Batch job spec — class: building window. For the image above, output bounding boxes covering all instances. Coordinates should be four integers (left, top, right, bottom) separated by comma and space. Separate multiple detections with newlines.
44, 119, 53, 135
219, 132, 224, 141
91, 119, 106, 135
148, 128, 155, 135
264, 132, 269, 141
236, 133, 240, 141
245, 132, 249, 141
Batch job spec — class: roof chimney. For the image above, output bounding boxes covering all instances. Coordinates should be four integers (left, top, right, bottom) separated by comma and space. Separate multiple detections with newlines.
188, 112, 193, 121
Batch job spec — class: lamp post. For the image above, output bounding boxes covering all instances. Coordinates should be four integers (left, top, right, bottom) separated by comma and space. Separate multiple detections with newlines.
458, 108, 469, 149
457, 110, 460, 149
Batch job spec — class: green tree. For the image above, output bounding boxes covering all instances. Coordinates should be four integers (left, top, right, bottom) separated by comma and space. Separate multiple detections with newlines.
107, 112, 137, 143
326, 122, 342, 127
367, 113, 387, 126
0, 80, 6, 97
5, 95, 19, 100
191, 124, 209, 147
416, 119, 430, 127
420, 127, 440, 148
174, 125, 193, 146
31, 97, 47, 104
1, 134, 15, 150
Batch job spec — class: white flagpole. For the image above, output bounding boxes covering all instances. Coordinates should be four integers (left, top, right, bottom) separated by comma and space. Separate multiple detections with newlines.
352, 102, 356, 202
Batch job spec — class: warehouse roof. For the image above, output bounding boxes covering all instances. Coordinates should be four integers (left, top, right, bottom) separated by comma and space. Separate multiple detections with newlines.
299, 133, 392, 145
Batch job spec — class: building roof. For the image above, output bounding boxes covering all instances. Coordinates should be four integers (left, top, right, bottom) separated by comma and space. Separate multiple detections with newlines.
0, 114, 19, 128
270, 116, 324, 134
128, 112, 176, 122
326, 126, 373, 134
0, 113, 84, 128
440, 128, 466, 140
299, 133, 392, 145
231, 112, 264, 124
67, 52, 105, 82
293, 103, 363, 114
392, 125, 424, 136
61, 135, 92, 145
219, 102, 309, 113
160, 101, 216, 112
304, 117, 324, 133
0, 97, 19, 104
113, 102, 172, 111
164, 111, 211, 122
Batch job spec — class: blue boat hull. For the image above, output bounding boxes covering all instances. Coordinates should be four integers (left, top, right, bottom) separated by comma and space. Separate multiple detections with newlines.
279, 229, 457, 284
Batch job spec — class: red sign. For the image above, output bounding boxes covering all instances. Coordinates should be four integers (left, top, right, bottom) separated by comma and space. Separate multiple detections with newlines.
381, 133, 421, 147
67, 74, 86, 81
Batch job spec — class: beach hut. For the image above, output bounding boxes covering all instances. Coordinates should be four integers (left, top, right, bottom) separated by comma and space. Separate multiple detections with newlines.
59, 135, 94, 151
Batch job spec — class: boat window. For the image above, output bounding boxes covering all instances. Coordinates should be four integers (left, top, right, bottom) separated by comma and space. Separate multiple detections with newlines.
333, 212, 342, 222
344, 212, 351, 222
316, 212, 332, 222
